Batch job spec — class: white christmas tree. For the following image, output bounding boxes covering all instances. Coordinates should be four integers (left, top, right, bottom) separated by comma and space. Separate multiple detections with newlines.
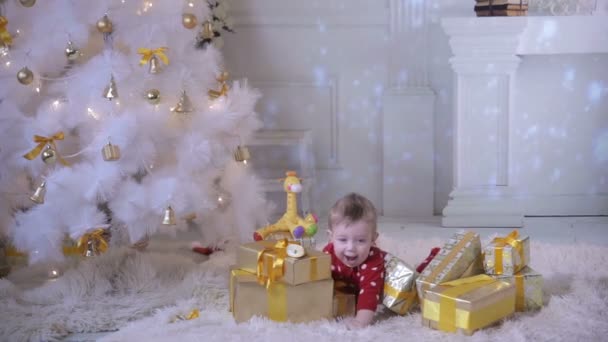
0, 0, 268, 264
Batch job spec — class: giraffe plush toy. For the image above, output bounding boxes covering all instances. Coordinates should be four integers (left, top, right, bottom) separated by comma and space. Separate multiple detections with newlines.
253, 171, 318, 241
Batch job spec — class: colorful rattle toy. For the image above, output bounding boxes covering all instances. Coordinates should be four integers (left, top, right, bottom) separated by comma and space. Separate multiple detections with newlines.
253, 171, 318, 241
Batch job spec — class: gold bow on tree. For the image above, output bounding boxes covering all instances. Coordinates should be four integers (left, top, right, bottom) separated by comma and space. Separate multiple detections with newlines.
23, 132, 70, 166
76, 228, 109, 256
137, 47, 169, 66
0, 16, 12, 47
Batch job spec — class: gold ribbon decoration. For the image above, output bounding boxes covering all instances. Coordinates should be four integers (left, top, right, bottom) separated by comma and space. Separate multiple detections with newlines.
230, 268, 288, 322
309, 256, 317, 281
515, 274, 525, 311
384, 283, 418, 315
137, 47, 169, 66
437, 275, 496, 332
76, 228, 109, 256
256, 239, 289, 288
0, 16, 12, 47
492, 230, 524, 274
22, 132, 70, 166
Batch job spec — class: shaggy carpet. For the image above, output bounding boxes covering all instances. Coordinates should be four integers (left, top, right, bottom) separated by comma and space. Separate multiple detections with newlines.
1, 236, 608, 342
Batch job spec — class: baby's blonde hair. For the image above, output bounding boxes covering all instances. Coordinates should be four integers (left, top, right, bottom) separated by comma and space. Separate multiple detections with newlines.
328, 193, 377, 234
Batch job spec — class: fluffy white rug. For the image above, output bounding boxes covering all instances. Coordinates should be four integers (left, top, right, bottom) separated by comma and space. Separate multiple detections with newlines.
1, 236, 608, 342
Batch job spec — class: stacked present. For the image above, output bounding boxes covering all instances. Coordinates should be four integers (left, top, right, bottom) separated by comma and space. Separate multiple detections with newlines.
483, 230, 543, 312
229, 239, 336, 323
474, 0, 528, 17
416, 230, 543, 335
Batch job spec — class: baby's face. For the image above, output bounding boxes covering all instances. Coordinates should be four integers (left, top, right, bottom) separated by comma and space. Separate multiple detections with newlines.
329, 220, 376, 268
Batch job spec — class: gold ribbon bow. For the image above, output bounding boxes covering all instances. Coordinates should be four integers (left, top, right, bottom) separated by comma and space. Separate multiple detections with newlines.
137, 47, 169, 66
256, 239, 289, 288
492, 230, 524, 274
0, 16, 12, 47
23, 132, 70, 166
76, 228, 109, 256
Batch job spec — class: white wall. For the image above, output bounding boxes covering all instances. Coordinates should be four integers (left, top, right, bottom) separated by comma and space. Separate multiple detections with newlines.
222, 0, 608, 219
513, 54, 608, 213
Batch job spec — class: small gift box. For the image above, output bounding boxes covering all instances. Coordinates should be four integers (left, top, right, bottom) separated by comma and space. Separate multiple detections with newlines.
333, 282, 357, 318
382, 253, 418, 315
416, 231, 482, 302
236, 240, 331, 286
422, 274, 516, 335
483, 230, 530, 276
229, 267, 334, 323
491, 266, 543, 311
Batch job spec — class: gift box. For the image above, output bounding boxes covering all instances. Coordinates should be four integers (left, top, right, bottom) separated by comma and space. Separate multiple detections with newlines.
422, 274, 516, 335
416, 231, 482, 302
229, 267, 334, 323
333, 282, 357, 318
236, 240, 331, 286
484, 230, 530, 275
383, 253, 418, 315
491, 266, 543, 311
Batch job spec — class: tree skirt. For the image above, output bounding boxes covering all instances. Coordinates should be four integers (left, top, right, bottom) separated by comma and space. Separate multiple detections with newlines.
1, 237, 607, 342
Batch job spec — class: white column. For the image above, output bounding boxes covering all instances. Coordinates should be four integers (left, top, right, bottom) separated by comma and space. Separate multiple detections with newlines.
441, 17, 527, 227
382, 0, 435, 217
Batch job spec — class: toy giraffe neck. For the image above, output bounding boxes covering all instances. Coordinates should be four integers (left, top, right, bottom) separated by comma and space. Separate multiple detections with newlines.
285, 192, 298, 221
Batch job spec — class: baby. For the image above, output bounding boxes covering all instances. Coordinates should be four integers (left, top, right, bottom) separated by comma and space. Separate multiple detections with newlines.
323, 193, 386, 328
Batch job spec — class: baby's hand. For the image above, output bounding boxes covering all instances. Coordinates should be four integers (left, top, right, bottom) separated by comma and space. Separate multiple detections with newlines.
344, 317, 367, 330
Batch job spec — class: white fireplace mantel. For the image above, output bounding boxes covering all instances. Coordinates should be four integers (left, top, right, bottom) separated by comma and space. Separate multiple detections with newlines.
441, 15, 608, 227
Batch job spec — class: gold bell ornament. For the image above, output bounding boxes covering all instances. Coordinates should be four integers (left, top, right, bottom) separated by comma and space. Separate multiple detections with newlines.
41, 144, 58, 164
77, 229, 110, 257
96, 14, 113, 34
65, 41, 80, 62
171, 90, 194, 113
101, 141, 121, 161
162, 206, 177, 225
17, 67, 34, 85
234, 145, 251, 164
182, 13, 197, 29
208, 71, 229, 99
30, 181, 46, 204
19, 0, 36, 7
148, 55, 161, 74
146, 89, 161, 104
103, 75, 118, 100
196, 20, 215, 48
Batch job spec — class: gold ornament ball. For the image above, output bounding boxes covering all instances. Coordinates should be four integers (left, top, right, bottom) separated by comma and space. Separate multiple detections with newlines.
17, 67, 34, 85
182, 13, 197, 29
41, 146, 57, 164
96, 15, 113, 34
146, 89, 161, 104
19, 0, 36, 7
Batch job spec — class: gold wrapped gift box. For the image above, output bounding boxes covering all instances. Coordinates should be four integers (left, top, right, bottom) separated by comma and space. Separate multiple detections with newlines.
236, 241, 331, 286
333, 285, 357, 318
383, 253, 418, 315
422, 274, 515, 335
483, 230, 530, 276
491, 266, 543, 311
416, 231, 482, 302
230, 268, 334, 323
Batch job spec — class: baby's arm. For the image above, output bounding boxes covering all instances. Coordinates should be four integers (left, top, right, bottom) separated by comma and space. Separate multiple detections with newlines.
347, 250, 385, 328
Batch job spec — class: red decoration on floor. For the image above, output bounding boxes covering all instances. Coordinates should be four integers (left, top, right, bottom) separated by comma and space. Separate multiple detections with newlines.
416, 247, 441, 273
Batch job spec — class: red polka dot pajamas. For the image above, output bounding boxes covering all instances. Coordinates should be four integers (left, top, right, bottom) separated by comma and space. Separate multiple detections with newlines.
323, 243, 386, 312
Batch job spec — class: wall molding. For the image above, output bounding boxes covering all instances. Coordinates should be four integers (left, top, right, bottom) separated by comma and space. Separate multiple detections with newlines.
248, 78, 341, 170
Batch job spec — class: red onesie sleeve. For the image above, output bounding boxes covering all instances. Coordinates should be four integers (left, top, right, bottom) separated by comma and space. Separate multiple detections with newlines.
355, 247, 385, 312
